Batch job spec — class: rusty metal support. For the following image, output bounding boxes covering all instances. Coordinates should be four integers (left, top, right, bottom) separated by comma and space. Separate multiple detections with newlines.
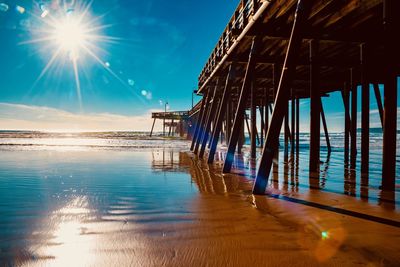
199, 80, 220, 158
208, 64, 235, 164
253, 0, 314, 194
382, 0, 399, 191
191, 89, 209, 151
360, 44, 369, 175
223, 36, 260, 173
309, 39, 321, 172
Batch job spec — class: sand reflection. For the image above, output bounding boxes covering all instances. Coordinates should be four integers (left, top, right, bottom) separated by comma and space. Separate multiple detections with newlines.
26, 196, 98, 266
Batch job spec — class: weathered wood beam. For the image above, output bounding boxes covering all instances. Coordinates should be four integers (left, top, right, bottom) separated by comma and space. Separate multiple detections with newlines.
343, 82, 350, 163
194, 90, 212, 154
208, 64, 235, 164
382, 0, 399, 191
259, 106, 265, 146
295, 97, 300, 154
373, 84, 384, 127
253, 0, 314, 194
149, 118, 156, 137
223, 36, 260, 173
284, 107, 289, 162
190, 89, 209, 151
199, 80, 221, 158
321, 100, 331, 154
360, 43, 369, 175
291, 89, 295, 156
309, 39, 321, 172
264, 87, 269, 140
350, 68, 357, 168
251, 80, 257, 159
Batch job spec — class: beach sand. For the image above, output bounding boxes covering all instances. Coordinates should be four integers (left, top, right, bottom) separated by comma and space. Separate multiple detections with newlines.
0, 145, 399, 266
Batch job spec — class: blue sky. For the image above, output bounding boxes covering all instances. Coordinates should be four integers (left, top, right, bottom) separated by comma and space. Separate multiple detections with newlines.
0, 0, 398, 131
0, 0, 238, 130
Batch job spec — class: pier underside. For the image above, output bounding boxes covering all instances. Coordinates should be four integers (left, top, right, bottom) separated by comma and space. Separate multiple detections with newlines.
189, 0, 399, 194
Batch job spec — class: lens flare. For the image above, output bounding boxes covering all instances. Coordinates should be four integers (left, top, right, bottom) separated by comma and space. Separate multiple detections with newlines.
321, 231, 329, 240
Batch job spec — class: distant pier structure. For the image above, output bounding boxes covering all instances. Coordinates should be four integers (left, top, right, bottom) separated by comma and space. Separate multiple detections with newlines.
188, 0, 399, 194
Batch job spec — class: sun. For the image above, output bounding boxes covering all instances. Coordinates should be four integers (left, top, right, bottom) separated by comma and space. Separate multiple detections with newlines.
20, 1, 124, 110
53, 17, 88, 55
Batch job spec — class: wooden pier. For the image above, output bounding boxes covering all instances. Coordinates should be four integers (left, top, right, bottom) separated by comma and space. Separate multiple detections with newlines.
188, 0, 399, 194
150, 111, 190, 137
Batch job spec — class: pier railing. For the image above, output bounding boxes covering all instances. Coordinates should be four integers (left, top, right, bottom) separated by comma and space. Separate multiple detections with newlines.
198, 0, 262, 88
151, 111, 189, 120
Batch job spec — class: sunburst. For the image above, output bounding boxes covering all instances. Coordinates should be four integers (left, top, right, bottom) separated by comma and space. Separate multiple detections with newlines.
21, 0, 122, 110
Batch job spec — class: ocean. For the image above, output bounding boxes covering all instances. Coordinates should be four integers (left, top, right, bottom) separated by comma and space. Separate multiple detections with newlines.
0, 131, 399, 265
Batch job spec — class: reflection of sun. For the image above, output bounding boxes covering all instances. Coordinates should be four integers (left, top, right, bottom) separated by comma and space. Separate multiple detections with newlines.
21, 1, 123, 110
33, 196, 96, 266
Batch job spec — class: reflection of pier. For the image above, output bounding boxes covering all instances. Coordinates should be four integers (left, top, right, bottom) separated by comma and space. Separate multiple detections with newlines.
189, 0, 399, 196
151, 150, 188, 172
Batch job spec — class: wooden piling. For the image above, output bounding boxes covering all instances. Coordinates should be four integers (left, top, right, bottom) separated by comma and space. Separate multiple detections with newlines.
251, 80, 257, 159
382, 0, 399, 191
253, 0, 314, 194
295, 97, 300, 154
199, 80, 220, 158
291, 90, 295, 156
343, 82, 350, 164
194, 90, 212, 154
360, 44, 369, 175
208, 64, 235, 164
321, 100, 331, 154
191, 90, 209, 151
309, 39, 321, 172
150, 118, 156, 137
223, 36, 260, 173
373, 84, 384, 127
350, 68, 357, 168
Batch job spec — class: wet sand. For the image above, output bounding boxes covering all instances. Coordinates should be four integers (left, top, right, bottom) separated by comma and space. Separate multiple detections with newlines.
0, 146, 399, 266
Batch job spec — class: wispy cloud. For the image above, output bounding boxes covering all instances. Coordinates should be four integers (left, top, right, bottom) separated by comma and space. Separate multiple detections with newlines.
0, 103, 163, 132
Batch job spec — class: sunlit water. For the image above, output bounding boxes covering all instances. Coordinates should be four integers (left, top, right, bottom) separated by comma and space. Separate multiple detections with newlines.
0, 131, 399, 266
